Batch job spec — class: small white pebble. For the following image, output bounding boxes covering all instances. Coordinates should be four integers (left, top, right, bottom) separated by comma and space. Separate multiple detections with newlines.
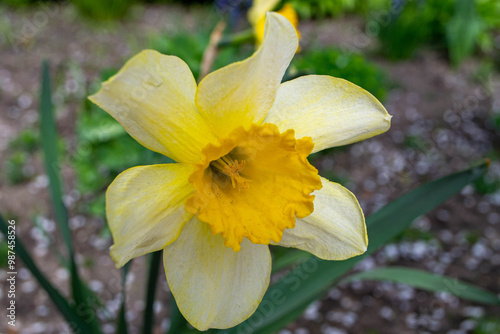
490, 254, 500, 265
278, 330, 292, 334
477, 201, 491, 214
36, 305, 50, 317
380, 306, 394, 320
462, 306, 484, 318
342, 312, 357, 327
439, 230, 454, 243
89, 280, 104, 292
487, 212, 500, 225
55, 267, 69, 281
472, 242, 491, 259
322, 326, 346, 334
21, 281, 36, 293
154, 300, 163, 314
294, 328, 309, 334
328, 288, 342, 300
405, 313, 418, 329
102, 323, 115, 334
19, 268, 31, 280
460, 319, 477, 331
447, 330, 466, 334
29, 322, 47, 333
464, 196, 476, 208
436, 209, 451, 222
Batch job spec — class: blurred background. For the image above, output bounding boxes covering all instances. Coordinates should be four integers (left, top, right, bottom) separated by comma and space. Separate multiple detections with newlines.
0, 0, 499, 333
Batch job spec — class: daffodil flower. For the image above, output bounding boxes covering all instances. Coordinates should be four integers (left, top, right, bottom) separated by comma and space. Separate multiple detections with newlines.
89, 13, 391, 331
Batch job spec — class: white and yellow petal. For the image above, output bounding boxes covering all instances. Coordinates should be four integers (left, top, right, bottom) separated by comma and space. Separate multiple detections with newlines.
264, 75, 391, 153
195, 12, 298, 138
276, 177, 368, 260
89, 50, 217, 163
163, 217, 271, 331
107, 163, 195, 268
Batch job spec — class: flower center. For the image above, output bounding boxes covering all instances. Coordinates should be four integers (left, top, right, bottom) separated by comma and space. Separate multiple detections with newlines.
210, 155, 252, 190
185, 123, 322, 252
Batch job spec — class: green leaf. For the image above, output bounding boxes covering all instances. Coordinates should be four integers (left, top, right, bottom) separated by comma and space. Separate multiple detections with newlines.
142, 251, 162, 334
40, 60, 72, 255
40, 61, 102, 333
271, 248, 312, 273
216, 161, 488, 334
341, 267, 500, 305
168, 294, 189, 334
0, 214, 94, 333
117, 261, 132, 334
446, 0, 484, 66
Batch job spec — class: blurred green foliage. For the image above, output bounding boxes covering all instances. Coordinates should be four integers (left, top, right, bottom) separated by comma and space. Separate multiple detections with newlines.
474, 172, 500, 195
492, 113, 500, 130
8, 128, 39, 152
3, 128, 40, 184
446, 0, 483, 65
4, 152, 32, 184
1, 0, 31, 7
472, 114, 500, 195
70, 0, 133, 20
465, 231, 481, 245
393, 227, 434, 243
292, 48, 389, 101
148, 30, 252, 80
291, 0, 500, 65
404, 135, 431, 153
377, 0, 499, 65
289, 0, 387, 18
378, 0, 448, 60
474, 317, 500, 334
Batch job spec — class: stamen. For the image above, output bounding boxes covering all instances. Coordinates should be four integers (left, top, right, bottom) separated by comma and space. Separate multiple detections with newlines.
211, 155, 252, 190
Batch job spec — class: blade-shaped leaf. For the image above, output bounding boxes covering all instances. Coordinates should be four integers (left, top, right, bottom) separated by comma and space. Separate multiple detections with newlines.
40, 60, 72, 255
341, 267, 500, 305
40, 61, 102, 333
0, 214, 94, 333
117, 261, 132, 334
143, 251, 162, 334
168, 294, 189, 334
216, 161, 488, 334
446, 0, 483, 66
271, 248, 312, 273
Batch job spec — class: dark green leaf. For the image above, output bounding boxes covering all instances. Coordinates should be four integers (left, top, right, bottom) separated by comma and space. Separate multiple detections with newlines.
40, 60, 72, 255
446, 0, 484, 66
341, 267, 500, 305
0, 214, 94, 333
40, 61, 102, 333
143, 251, 162, 334
168, 294, 189, 334
217, 161, 488, 334
271, 248, 312, 273
117, 261, 132, 334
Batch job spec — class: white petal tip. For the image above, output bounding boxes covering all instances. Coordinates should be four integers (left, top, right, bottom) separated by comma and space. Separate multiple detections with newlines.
385, 114, 393, 122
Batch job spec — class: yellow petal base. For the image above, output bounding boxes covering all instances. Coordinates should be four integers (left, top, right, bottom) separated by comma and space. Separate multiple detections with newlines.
185, 123, 322, 252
